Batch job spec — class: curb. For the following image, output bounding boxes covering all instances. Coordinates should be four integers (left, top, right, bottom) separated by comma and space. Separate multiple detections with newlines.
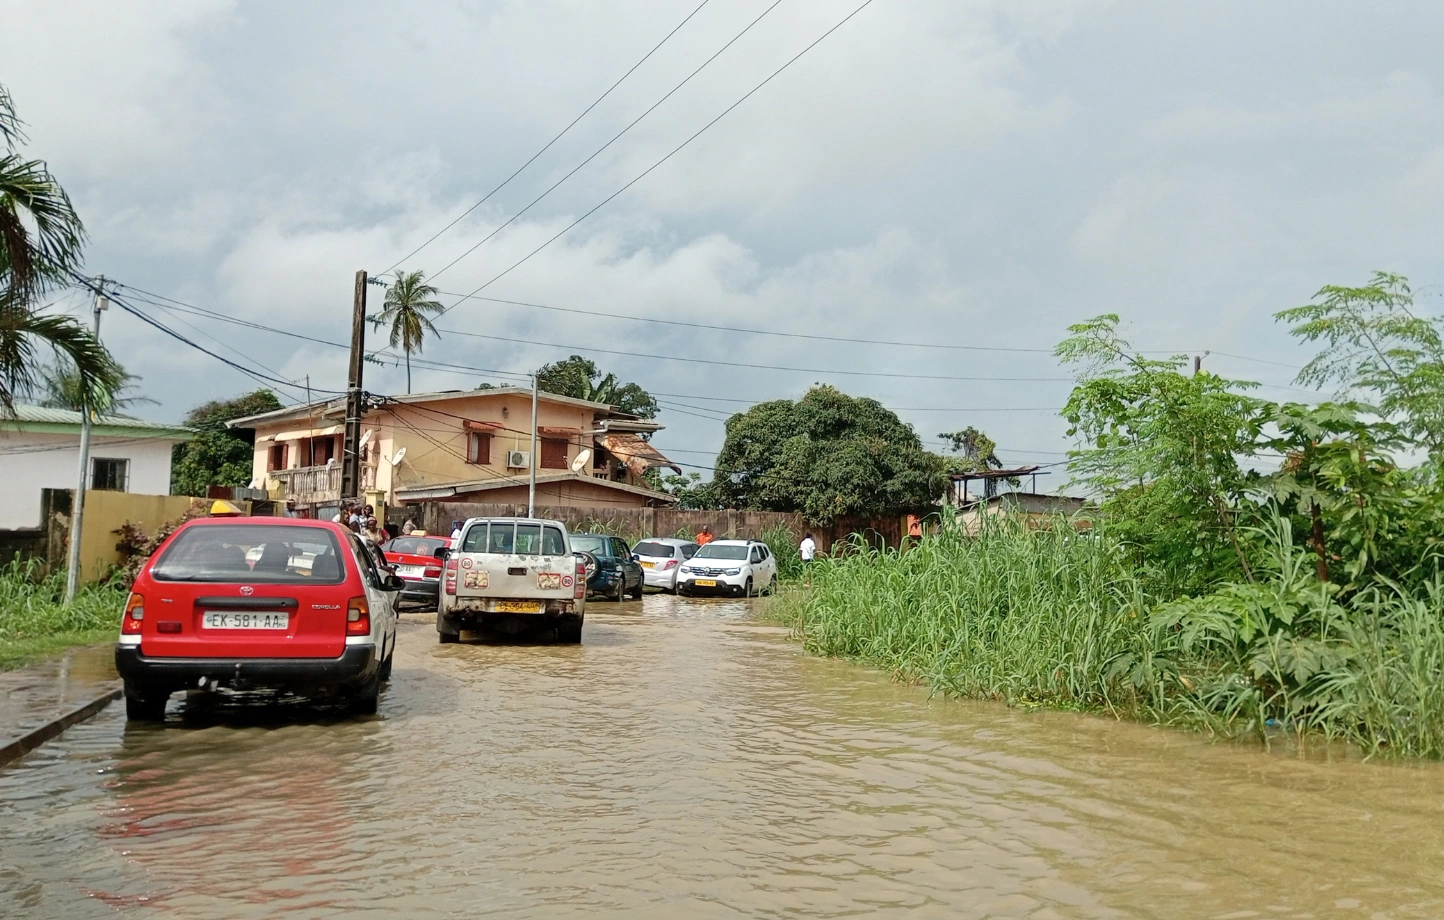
0, 688, 122, 769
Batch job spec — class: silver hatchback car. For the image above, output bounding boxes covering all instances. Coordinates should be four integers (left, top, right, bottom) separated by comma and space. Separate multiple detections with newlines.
632, 537, 700, 593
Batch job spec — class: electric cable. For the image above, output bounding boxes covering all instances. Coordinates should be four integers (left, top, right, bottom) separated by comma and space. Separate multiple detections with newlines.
382, 0, 714, 276
427, 0, 784, 284
433, 0, 879, 319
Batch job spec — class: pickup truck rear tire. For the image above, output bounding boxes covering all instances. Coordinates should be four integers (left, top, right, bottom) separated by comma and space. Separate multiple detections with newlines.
557, 615, 584, 644
438, 630, 459, 644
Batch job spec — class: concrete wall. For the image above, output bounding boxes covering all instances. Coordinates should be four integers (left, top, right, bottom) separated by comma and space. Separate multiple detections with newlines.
401, 503, 904, 553
0, 431, 181, 529
76, 490, 202, 582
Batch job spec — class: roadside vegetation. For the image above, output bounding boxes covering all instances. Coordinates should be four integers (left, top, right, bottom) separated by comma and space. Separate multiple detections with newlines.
777, 273, 1444, 759
0, 559, 125, 670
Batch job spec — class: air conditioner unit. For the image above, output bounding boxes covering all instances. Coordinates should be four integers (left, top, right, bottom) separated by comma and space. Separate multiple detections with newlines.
507, 450, 530, 469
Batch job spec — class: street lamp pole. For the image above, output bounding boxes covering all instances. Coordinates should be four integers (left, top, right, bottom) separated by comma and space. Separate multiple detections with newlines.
527, 373, 539, 517
64, 277, 108, 604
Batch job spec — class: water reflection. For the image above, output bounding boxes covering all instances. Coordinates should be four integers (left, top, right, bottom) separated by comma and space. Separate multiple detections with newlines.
1, 592, 1442, 918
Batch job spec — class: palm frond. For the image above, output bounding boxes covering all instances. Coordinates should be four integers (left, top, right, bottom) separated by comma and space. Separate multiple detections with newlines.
0, 306, 122, 415
0, 154, 86, 308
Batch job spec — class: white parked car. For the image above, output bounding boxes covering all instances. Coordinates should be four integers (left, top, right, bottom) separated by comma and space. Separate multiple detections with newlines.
633, 538, 700, 593
677, 540, 778, 597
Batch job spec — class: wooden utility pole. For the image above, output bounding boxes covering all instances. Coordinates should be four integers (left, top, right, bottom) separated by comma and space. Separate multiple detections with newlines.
1193, 355, 1202, 375
341, 270, 367, 504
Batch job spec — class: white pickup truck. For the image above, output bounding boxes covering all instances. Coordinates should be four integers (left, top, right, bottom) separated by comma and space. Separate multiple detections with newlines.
436, 517, 588, 643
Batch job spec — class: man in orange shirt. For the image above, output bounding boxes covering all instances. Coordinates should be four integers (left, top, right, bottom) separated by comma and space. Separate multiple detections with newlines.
695, 527, 714, 545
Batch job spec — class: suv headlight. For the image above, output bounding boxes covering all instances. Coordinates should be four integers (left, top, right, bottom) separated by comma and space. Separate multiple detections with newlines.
680, 566, 695, 574
724, 568, 742, 576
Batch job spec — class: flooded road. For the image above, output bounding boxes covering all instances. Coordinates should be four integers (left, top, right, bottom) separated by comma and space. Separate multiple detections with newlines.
3, 593, 1444, 918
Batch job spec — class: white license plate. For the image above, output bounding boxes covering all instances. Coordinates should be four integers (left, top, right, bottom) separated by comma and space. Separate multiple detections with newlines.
395, 565, 425, 577
202, 611, 290, 630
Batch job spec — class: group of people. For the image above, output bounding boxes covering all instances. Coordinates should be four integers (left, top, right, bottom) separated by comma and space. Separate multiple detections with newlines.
334, 502, 391, 544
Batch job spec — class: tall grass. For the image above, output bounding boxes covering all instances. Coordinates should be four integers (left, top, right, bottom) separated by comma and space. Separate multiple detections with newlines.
775, 513, 1444, 758
0, 557, 126, 670
777, 516, 1155, 712
757, 522, 805, 582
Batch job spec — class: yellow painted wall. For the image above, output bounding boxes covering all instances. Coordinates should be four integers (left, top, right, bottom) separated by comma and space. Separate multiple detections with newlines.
77, 490, 206, 582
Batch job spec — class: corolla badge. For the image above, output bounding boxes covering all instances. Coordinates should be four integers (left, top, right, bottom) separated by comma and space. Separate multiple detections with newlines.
239, 586, 255, 595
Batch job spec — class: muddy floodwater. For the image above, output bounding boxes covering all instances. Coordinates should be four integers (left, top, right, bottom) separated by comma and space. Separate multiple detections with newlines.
3, 594, 1444, 918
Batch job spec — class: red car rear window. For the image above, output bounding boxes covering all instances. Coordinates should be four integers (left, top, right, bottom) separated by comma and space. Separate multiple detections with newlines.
384, 537, 448, 556
150, 524, 346, 584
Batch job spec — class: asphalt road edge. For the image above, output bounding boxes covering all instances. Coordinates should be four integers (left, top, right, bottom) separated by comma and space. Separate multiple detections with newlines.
0, 688, 122, 768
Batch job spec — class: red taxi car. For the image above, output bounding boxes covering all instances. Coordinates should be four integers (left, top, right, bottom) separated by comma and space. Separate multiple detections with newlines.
378, 534, 448, 609
113, 518, 402, 721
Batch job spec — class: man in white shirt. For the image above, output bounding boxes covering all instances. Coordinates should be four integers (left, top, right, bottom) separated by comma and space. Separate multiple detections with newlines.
799, 533, 816, 561
449, 520, 464, 548
799, 533, 816, 585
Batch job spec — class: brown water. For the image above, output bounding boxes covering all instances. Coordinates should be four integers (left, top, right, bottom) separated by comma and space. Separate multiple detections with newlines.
2, 594, 1444, 918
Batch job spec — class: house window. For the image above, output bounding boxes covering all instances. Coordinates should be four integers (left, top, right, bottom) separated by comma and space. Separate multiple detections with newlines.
268, 443, 289, 471
91, 458, 129, 492
540, 438, 568, 470
312, 436, 337, 466
467, 432, 491, 465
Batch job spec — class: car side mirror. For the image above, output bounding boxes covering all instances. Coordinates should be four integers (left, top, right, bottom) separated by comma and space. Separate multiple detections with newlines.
433, 546, 450, 560
382, 574, 405, 592
632, 554, 641, 562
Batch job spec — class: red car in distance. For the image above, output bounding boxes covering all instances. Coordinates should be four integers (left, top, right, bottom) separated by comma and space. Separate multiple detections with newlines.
379, 534, 449, 610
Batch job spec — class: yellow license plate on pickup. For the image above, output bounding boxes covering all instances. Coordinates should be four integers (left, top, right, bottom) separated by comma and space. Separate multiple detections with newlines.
694, 579, 718, 587
494, 600, 544, 613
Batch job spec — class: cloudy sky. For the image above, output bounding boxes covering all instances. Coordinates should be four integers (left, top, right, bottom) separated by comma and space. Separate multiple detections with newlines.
6, 0, 1444, 481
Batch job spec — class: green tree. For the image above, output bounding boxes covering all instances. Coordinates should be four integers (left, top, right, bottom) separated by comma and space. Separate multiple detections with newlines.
170, 390, 282, 496
712, 385, 946, 522
373, 270, 443, 394
38, 357, 152, 414
1276, 272, 1444, 454
1057, 314, 1264, 592
0, 83, 122, 412
534, 354, 658, 419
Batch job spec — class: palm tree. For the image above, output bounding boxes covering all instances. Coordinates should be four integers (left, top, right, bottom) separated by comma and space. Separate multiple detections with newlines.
0, 83, 121, 413
374, 270, 442, 394
39, 358, 153, 415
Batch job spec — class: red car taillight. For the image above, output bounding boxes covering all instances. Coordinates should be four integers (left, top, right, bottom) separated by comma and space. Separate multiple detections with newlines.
662, 560, 678, 570
574, 560, 586, 599
121, 593, 144, 635
444, 556, 459, 595
423, 566, 442, 578
347, 597, 371, 636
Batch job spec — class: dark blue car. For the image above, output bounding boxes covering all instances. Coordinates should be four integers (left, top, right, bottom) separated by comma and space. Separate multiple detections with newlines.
570, 534, 644, 601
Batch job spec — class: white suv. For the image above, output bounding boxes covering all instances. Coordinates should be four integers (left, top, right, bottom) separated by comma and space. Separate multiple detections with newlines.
677, 540, 778, 597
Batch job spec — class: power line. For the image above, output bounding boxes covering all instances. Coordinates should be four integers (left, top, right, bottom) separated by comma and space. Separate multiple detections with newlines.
428, 0, 783, 284
418, 326, 1073, 382
433, 0, 879, 319
382, 0, 713, 277
433, 289, 1055, 353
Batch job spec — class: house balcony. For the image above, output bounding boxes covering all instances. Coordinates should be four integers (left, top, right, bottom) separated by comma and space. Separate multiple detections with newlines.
270, 463, 376, 505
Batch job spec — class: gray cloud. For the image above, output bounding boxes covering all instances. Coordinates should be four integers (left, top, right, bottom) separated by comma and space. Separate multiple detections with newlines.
4, 0, 1443, 475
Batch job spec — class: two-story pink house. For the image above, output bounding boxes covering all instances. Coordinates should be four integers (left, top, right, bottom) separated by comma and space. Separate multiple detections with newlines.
228, 386, 680, 517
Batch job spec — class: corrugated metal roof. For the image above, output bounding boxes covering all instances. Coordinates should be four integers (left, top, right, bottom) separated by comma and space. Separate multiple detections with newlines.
1, 405, 193, 436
